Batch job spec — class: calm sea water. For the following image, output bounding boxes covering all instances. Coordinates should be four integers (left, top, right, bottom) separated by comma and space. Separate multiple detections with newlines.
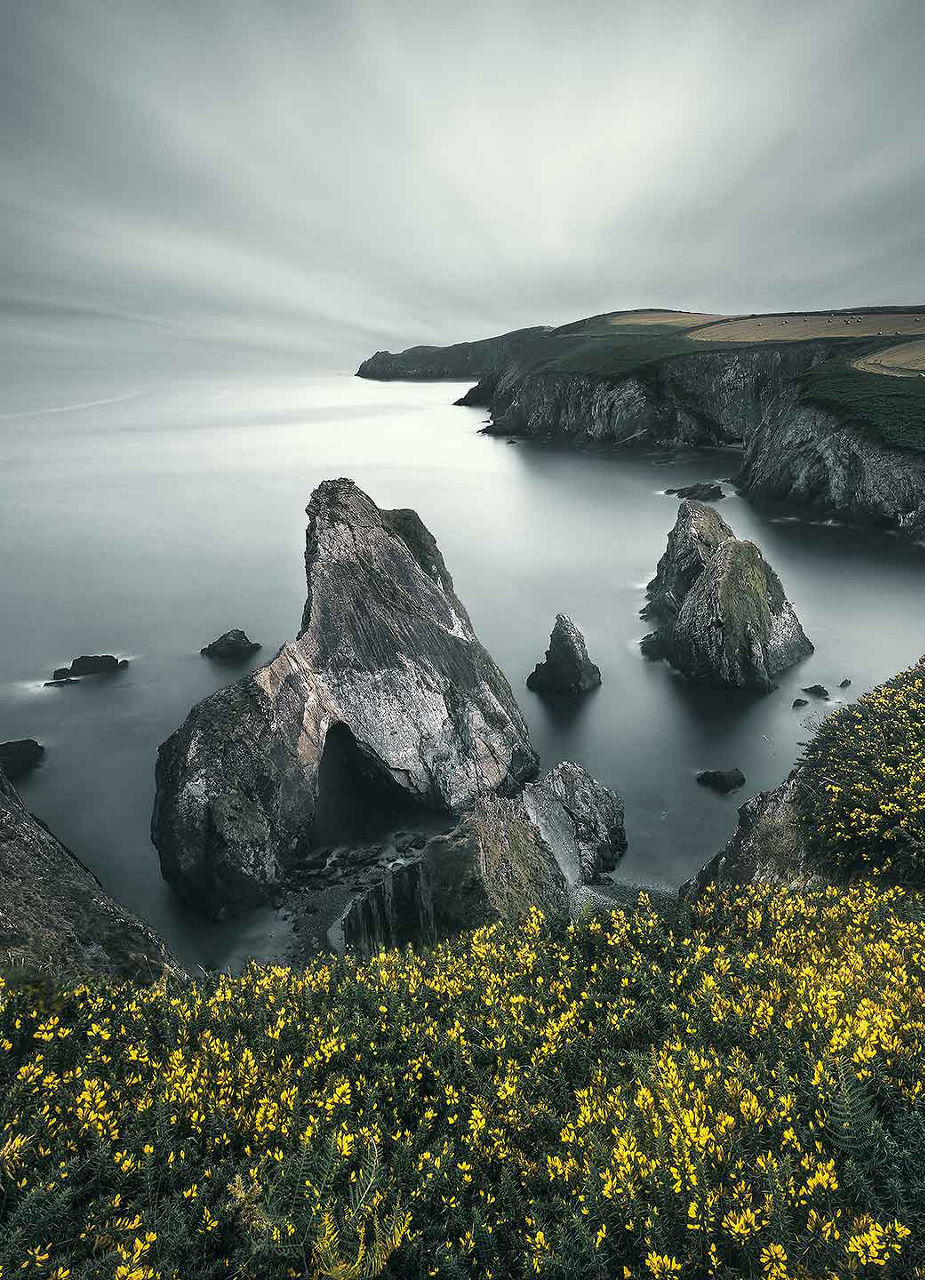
2, 371, 924, 970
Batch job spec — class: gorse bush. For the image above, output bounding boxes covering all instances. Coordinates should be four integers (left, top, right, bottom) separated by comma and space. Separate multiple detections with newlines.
799, 656, 925, 880
2, 885, 925, 1278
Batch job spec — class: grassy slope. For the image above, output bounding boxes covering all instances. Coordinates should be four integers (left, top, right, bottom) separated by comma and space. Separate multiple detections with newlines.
799, 359, 925, 451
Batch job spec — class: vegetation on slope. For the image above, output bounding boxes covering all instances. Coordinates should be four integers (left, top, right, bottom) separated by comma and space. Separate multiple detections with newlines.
3, 881, 925, 1279
798, 360, 925, 451
799, 655, 925, 880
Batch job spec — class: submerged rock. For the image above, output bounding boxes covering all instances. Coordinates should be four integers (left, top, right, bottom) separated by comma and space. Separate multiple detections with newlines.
792, 697, 809, 708
0, 767, 180, 981
839, 678, 852, 689
526, 614, 601, 695
641, 502, 813, 691
339, 761, 627, 956
152, 479, 538, 916
697, 768, 746, 794
52, 655, 127, 680
201, 630, 261, 662
802, 684, 830, 699
0, 740, 45, 781
665, 482, 726, 501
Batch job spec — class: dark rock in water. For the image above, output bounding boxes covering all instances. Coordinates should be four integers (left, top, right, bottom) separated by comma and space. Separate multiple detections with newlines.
339, 761, 627, 956
792, 698, 809, 708
152, 478, 538, 916
52, 655, 126, 680
802, 684, 830, 698
526, 614, 601, 695
44, 677, 80, 686
200, 629, 261, 662
642, 500, 735, 621
0, 767, 181, 980
697, 768, 746, 794
640, 502, 813, 691
839, 678, 852, 689
665, 482, 725, 501
0, 740, 45, 781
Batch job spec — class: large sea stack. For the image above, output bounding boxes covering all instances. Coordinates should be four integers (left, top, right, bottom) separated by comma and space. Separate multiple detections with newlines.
527, 614, 601, 695
641, 500, 813, 690
152, 479, 539, 916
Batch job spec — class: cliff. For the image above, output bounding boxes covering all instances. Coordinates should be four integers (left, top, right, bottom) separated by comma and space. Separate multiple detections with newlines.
0, 768, 180, 982
362, 319, 925, 537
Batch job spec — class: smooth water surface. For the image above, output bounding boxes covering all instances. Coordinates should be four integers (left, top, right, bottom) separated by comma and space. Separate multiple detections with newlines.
2, 372, 924, 969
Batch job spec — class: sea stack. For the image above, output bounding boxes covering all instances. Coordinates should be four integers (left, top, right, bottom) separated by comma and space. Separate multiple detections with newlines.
641, 501, 813, 691
152, 479, 539, 915
527, 614, 601, 695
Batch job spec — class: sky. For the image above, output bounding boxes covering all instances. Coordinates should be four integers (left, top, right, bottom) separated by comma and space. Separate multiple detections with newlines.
1, 0, 923, 379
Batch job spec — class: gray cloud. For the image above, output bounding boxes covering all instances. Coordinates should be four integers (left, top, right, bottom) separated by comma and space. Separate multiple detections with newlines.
1, 0, 922, 378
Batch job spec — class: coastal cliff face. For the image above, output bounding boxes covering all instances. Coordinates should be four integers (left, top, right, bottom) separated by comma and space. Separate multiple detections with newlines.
356, 325, 549, 381
469, 343, 839, 448
736, 398, 925, 537
0, 769, 180, 982
152, 479, 538, 916
368, 325, 925, 537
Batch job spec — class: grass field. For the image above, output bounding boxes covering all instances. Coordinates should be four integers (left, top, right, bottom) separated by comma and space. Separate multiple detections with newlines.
854, 338, 925, 377
694, 310, 924, 343
800, 359, 925, 450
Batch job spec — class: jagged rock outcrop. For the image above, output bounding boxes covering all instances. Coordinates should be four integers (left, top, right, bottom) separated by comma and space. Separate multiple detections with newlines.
0, 768, 180, 981
0, 740, 45, 781
641, 503, 813, 690
356, 325, 549, 381
152, 479, 538, 916
339, 762, 626, 956
526, 614, 601, 695
682, 771, 822, 900
642, 500, 735, 620
201, 630, 261, 662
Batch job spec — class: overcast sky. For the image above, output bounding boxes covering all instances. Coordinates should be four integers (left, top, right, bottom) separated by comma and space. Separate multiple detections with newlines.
1, 0, 923, 376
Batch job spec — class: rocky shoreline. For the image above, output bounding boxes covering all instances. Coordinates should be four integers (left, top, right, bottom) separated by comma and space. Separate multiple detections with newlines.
359, 331, 925, 540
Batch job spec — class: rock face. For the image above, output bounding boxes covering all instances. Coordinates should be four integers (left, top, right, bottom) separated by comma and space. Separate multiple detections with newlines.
641, 503, 813, 691
735, 396, 925, 541
201, 630, 261, 662
0, 768, 180, 981
802, 684, 830, 698
339, 761, 627, 957
152, 479, 538, 916
356, 326, 549, 382
0, 740, 45, 781
642, 501, 736, 620
526, 614, 601, 695
697, 768, 746, 794
52, 655, 127, 680
682, 771, 823, 900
